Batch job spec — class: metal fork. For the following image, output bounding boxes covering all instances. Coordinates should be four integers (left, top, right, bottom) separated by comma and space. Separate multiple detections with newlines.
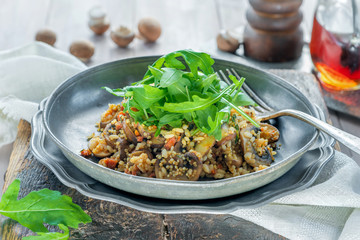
218, 68, 360, 155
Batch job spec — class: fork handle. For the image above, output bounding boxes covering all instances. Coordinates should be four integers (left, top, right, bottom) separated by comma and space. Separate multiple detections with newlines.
263, 109, 360, 155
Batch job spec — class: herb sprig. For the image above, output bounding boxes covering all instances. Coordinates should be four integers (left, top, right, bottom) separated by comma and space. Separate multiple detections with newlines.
0, 179, 91, 239
104, 49, 259, 140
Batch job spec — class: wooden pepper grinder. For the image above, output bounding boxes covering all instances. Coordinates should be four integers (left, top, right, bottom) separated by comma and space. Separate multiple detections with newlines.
243, 0, 303, 62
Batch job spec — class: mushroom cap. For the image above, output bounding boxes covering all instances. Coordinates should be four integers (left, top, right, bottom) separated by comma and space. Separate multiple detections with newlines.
69, 40, 95, 62
155, 152, 203, 181
122, 120, 138, 144
150, 136, 166, 149
35, 28, 57, 46
239, 124, 279, 168
88, 5, 107, 20
216, 30, 240, 53
88, 5, 110, 35
110, 26, 135, 47
89, 22, 110, 35
138, 17, 162, 42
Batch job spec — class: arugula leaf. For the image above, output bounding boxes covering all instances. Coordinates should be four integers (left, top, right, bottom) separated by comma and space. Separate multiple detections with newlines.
229, 74, 242, 87
104, 49, 259, 138
231, 92, 257, 107
164, 50, 214, 78
207, 111, 228, 140
126, 99, 145, 122
193, 105, 229, 140
158, 113, 183, 127
102, 87, 125, 97
164, 53, 186, 70
0, 179, 91, 233
195, 73, 218, 93
159, 68, 184, 88
148, 66, 163, 85
161, 94, 219, 113
161, 84, 233, 113
149, 102, 166, 120
167, 82, 190, 102
133, 85, 166, 109
23, 224, 69, 240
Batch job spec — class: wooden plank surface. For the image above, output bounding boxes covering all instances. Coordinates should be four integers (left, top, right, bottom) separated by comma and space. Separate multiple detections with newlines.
0, 120, 286, 239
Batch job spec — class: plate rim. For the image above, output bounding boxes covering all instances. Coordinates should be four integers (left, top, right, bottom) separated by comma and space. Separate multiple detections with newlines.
40, 55, 321, 199
30, 104, 335, 214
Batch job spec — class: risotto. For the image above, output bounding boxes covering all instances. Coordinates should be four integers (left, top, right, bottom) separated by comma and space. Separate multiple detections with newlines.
80, 103, 279, 181
80, 50, 280, 181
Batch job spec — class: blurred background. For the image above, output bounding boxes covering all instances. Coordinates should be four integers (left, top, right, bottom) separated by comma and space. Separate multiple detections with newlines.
0, 0, 317, 66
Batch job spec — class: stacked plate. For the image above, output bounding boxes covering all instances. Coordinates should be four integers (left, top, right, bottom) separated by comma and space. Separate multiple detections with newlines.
30, 57, 335, 214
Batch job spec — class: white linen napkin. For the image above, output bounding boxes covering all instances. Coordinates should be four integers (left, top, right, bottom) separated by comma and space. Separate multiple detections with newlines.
0, 42, 86, 147
232, 151, 360, 239
1, 42, 360, 240
0, 42, 86, 189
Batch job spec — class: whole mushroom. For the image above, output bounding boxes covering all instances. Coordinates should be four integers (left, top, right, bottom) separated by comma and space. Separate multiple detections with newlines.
110, 26, 135, 47
216, 30, 240, 53
239, 124, 280, 168
138, 17, 162, 43
88, 5, 110, 35
35, 28, 57, 46
155, 152, 203, 181
69, 40, 95, 62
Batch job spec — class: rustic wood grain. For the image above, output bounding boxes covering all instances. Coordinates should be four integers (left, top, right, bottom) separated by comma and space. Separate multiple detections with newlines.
0, 120, 286, 239
2, 120, 31, 191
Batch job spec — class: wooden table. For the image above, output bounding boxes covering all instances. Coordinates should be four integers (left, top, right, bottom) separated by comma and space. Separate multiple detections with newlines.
0, 0, 359, 238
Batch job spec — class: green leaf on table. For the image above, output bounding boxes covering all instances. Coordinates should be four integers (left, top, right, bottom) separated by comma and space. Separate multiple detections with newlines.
22, 224, 69, 240
0, 179, 91, 233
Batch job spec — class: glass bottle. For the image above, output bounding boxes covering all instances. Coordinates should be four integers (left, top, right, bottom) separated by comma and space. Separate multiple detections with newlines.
310, 0, 360, 90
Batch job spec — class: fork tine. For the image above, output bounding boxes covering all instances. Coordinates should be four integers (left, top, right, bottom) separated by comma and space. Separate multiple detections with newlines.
229, 68, 274, 112
218, 70, 232, 86
227, 69, 262, 111
217, 69, 265, 113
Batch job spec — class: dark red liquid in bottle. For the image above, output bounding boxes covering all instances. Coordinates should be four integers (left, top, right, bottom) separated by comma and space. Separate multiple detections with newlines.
310, 14, 360, 90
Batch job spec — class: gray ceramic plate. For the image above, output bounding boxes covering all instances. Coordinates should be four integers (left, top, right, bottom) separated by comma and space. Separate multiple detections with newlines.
40, 56, 320, 200
31, 102, 334, 214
